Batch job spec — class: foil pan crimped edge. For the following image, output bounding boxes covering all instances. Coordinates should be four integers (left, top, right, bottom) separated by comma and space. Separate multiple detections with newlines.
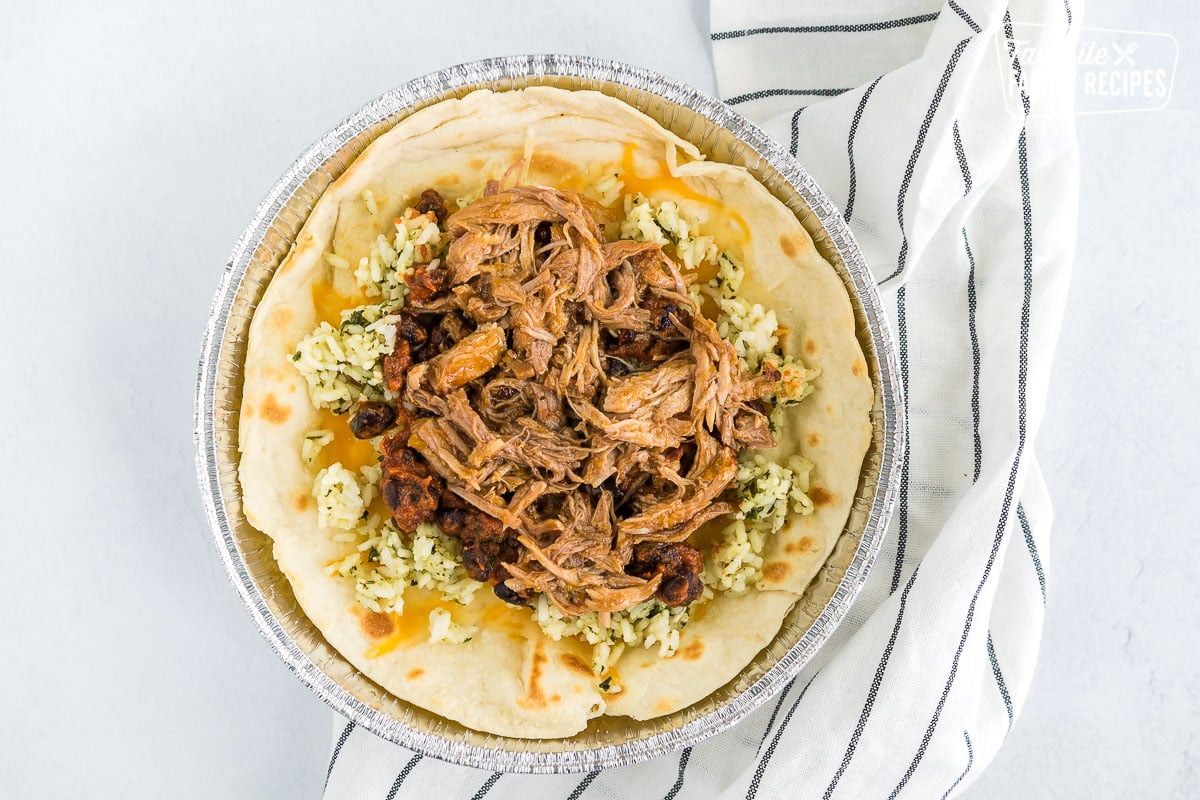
194, 54, 905, 774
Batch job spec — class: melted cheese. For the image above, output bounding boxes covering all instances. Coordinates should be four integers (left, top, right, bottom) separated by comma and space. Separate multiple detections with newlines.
315, 409, 377, 472
364, 589, 457, 658
620, 144, 751, 247
310, 280, 364, 328
362, 589, 528, 658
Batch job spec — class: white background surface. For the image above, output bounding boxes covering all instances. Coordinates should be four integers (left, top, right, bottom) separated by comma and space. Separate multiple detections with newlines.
2, 2, 1195, 797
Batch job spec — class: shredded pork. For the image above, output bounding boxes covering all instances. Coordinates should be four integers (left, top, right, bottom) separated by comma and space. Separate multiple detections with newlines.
360, 185, 782, 616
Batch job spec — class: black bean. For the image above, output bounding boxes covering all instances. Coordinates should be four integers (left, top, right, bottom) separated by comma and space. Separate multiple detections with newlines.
395, 313, 428, 347
491, 385, 519, 401
349, 401, 397, 438
417, 189, 448, 224
493, 581, 529, 606
604, 356, 631, 377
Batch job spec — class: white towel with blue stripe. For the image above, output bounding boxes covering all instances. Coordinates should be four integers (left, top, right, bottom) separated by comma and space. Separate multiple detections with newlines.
323, 0, 1078, 796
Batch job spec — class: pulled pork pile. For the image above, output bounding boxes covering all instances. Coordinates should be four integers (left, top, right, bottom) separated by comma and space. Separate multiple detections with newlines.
355, 184, 783, 617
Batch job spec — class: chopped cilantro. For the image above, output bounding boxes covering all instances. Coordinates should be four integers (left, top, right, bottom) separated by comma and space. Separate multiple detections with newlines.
340, 309, 369, 330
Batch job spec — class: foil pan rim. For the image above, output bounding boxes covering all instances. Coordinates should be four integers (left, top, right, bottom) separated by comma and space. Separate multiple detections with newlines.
195, 53, 906, 773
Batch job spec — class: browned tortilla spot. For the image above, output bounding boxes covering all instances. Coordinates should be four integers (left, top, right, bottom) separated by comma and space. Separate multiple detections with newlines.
559, 653, 594, 677
784, 536, 817, 554
680, 640, 705, 661
810, 486, 834, 506
805, 339, 818, 355
551, 693, 561, 703
763, 561, 790, 581
779, 233, 806, 258
826, 404, 835, 415
434, 175, 461, 191
654, 699, 675, 714
468, 157, 487, 171
407, 668, 425, 680
530, 152, 576, 180
520, 643, 548, 709
293, 492, 310, 512
806, 432, 821, 448
851, 358, 867, 377
358, 610, 395, 639
260, 393, 291, 425
270, 306, 294, 332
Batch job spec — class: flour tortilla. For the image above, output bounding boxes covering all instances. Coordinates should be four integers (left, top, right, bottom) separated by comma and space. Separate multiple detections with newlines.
238, 87, 873, 738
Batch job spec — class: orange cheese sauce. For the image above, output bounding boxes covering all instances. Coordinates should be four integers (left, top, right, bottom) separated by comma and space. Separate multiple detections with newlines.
363, 590, 456, 658
474, 594, 528, 633
310, 280, 366, 328
620, 144, 751, 248
362, 589, 528, 658
314, 408, 378, 472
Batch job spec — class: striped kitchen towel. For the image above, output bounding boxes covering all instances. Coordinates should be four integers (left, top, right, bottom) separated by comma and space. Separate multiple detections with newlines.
322, 0, 1078, 796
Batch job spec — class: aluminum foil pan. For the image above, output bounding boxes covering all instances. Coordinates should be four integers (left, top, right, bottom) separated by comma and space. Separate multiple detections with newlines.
194, 54, 904, 773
